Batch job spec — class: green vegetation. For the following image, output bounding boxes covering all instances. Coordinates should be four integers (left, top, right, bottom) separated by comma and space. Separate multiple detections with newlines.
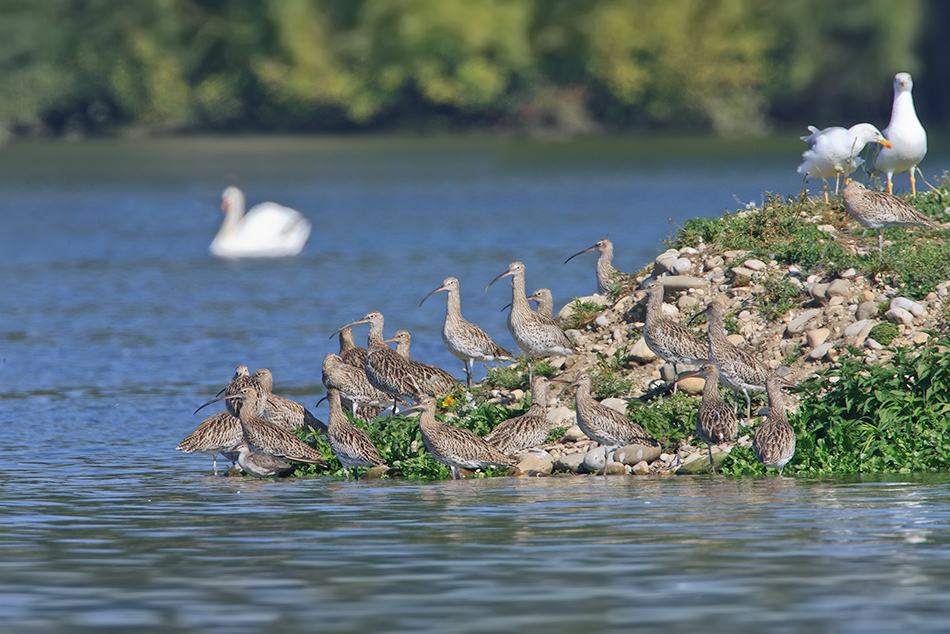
293, 398, 530, 480
672, 184, 950, 300
628, 393, 698, 450
560, 299, 604, 330
482, 357, 555, 391
868, 323, 899, 346
722, 339, 950, 476
0, 1, 941, 136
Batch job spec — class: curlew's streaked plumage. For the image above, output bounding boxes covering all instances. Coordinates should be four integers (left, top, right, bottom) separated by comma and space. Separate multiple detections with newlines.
322, 352, 396, 420
402, 397, 515, 480
420, 276, 514, 389
487, 261, 576, 381
842, 180, 943, 258
675, 362, 738, 473
640, 280, 707, 389
564, 372, 658, 449
252, 368, 327, 435
337, 326, 368, 369
564, 238, 635, 295
176, 410, 243, 476
752, 376, 796, 476
482, 375, 555, 454
195, 383, 328, 473
234, 443, 295, 478
874, 72, 927, 195
318, 387, 387, 480
384, 329, 459, 396
698, 299, 796, 420
333, 311, 427, 411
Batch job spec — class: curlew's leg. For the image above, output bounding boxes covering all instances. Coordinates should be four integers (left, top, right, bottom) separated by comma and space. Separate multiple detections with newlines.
744, 390, 751, 420
343, 466, 350, 481
707, 444, 716, 474
464, 360, 473, 390
212, 455, 219, 477
878, 230, 884, 260
526, 358, 534, 384
671, 363, 678, 395
450, 465, 460, 480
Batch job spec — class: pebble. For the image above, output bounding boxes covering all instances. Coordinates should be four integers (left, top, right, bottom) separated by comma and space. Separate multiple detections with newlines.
704, 255, 724, 269
660, 275, 709, 292
885, 306, 915, 326
843, 319, 873, 338
630, 461, 651, 475
911, 332, 930, 345
827, 279, 851, 298
671, 257, 693, 275
660, 363, 677, 382
561, 424, 587, 442
807, 282, 830, 301
866, 338, 883, 350
806, 327, 830, 348
615, 443, 663, 465
547, 406, 575, 429
786, 308, 822, 335
861, 289, 876, 302
738, 310, 752, 320
601, 397, 627, 414
840, 268, 857, 278
743, 259, 767, 271
554, 452, 586, 474
515, 452, 554, 476
856, 301, 878, 321
654, 251, 679, 275
808, 342, 834, 360
604, 462, 627, 476
594, 315, 609, 327
731, 266, 755, 285
675, 377, 705, 396
583, 447, 607, 473
890, 297, 925, 317
629, 337, 657, 363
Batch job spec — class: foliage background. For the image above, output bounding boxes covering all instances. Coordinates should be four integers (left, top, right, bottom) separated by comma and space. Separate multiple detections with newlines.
1, 0, 947, 137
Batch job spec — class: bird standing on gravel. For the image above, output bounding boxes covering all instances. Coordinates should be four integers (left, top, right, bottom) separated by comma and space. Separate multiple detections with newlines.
841, 180, 944, 258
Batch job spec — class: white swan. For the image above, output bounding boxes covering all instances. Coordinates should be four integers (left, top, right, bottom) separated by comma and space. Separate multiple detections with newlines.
210, 186, 312, 258
797, 123, 892, 202
874, 72, 927, 195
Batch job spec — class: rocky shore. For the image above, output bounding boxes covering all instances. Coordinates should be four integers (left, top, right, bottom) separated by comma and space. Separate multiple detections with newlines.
466, 190, 950, 478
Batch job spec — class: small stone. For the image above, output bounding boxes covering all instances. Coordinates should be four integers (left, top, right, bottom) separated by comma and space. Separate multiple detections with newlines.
675, 377, 705, 396
806, 327, 831, 348
808, 342, 834, 360
911, 332, 930, 345
660, 363, 677, 382
547, 406, 575, 429
807, 283, 830, 301
827, 279, 851, 298
786, 308, 822, 336
671, 257, 693, 275
654, 251, 679, 275
510, 389, 525, 403
515, 452, 554, 476
726, 334, 745, 346
885, 307, 915, 326
844, 319, 873, 338
615, 443, 663, 465
594, 315, 609, 327
816, 224, 836, 233
890, 297, 925, 317
554, 452, 586, 474
738, 310, 752, 320
861, 290, 876, 302
583, 446, 607, 473
743, 258, 766, 271
731, 266, 755, 285
856, 301, 879, 321
601, 397, 627, 415
630, 460, 651, 475
704, 255, 724, 269
604, 462, 627, 476
660, 275, 709, 292
561, 424, 587, 442
853, 322, 875, 348
841, 268, 857, 278
361, 465, 392, 480
866, 338, 883, 350
629, 337, 657, 363
723, 250, 747, 263
677, 295, 700, 310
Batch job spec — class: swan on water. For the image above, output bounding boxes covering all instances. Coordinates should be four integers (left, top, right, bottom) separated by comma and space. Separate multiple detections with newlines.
210, 186, 311, 258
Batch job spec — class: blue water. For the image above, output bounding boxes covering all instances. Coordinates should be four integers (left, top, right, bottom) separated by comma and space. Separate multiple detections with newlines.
2, 135, 950, 633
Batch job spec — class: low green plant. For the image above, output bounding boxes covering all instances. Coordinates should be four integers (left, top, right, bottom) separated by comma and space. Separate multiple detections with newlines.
758, 271, 802, 321
627, 392, 698, 451
721, 338, 950, 475
591, 368, 633, 399
868, 322, 898, 346
560, 298, 604, 330
482, 357, 555, 391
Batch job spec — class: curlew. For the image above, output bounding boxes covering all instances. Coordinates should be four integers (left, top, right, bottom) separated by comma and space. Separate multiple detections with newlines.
322, 352, 396, 420
316, 387, 387, 480
694, 299, 795, 420
842, 180, 943, 258
176, 410, 244, 476
482, 375, 555, 454
401, 397, 515, 480
797, 123, 892, 202
337, 326, 368, 369
564, 238, 635, 296
233, 443, 295, 479
384, 329, 459, 396
752, 376, 796, 476
874, 72, 927, 195
195, 382, 328, 473
421, 276, 514, 389
639, 280, 708, 390
332, 311, 427, 412
563, 372, 658, 449
251, 368, 327, 435
501, 288, 554, 319
675, 362, 738, 473
487, 261, 576, 382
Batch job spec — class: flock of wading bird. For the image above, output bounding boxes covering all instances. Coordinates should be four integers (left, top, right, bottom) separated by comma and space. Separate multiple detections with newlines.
180, 70, 940, 480
179, 244, 808, 480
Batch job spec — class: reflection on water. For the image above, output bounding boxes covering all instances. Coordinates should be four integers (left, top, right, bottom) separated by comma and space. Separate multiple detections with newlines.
1, 136, 950, 632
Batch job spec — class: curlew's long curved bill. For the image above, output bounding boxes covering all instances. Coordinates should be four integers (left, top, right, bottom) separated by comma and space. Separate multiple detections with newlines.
564, 244, 597, 264
419, 284, 448, 307
485, 269, 513, 294
500, 302, 512, 312
329, 317, 371, 340
194, 393, 241, 415
687, 305, 711, 328
314, 395, 328, 408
